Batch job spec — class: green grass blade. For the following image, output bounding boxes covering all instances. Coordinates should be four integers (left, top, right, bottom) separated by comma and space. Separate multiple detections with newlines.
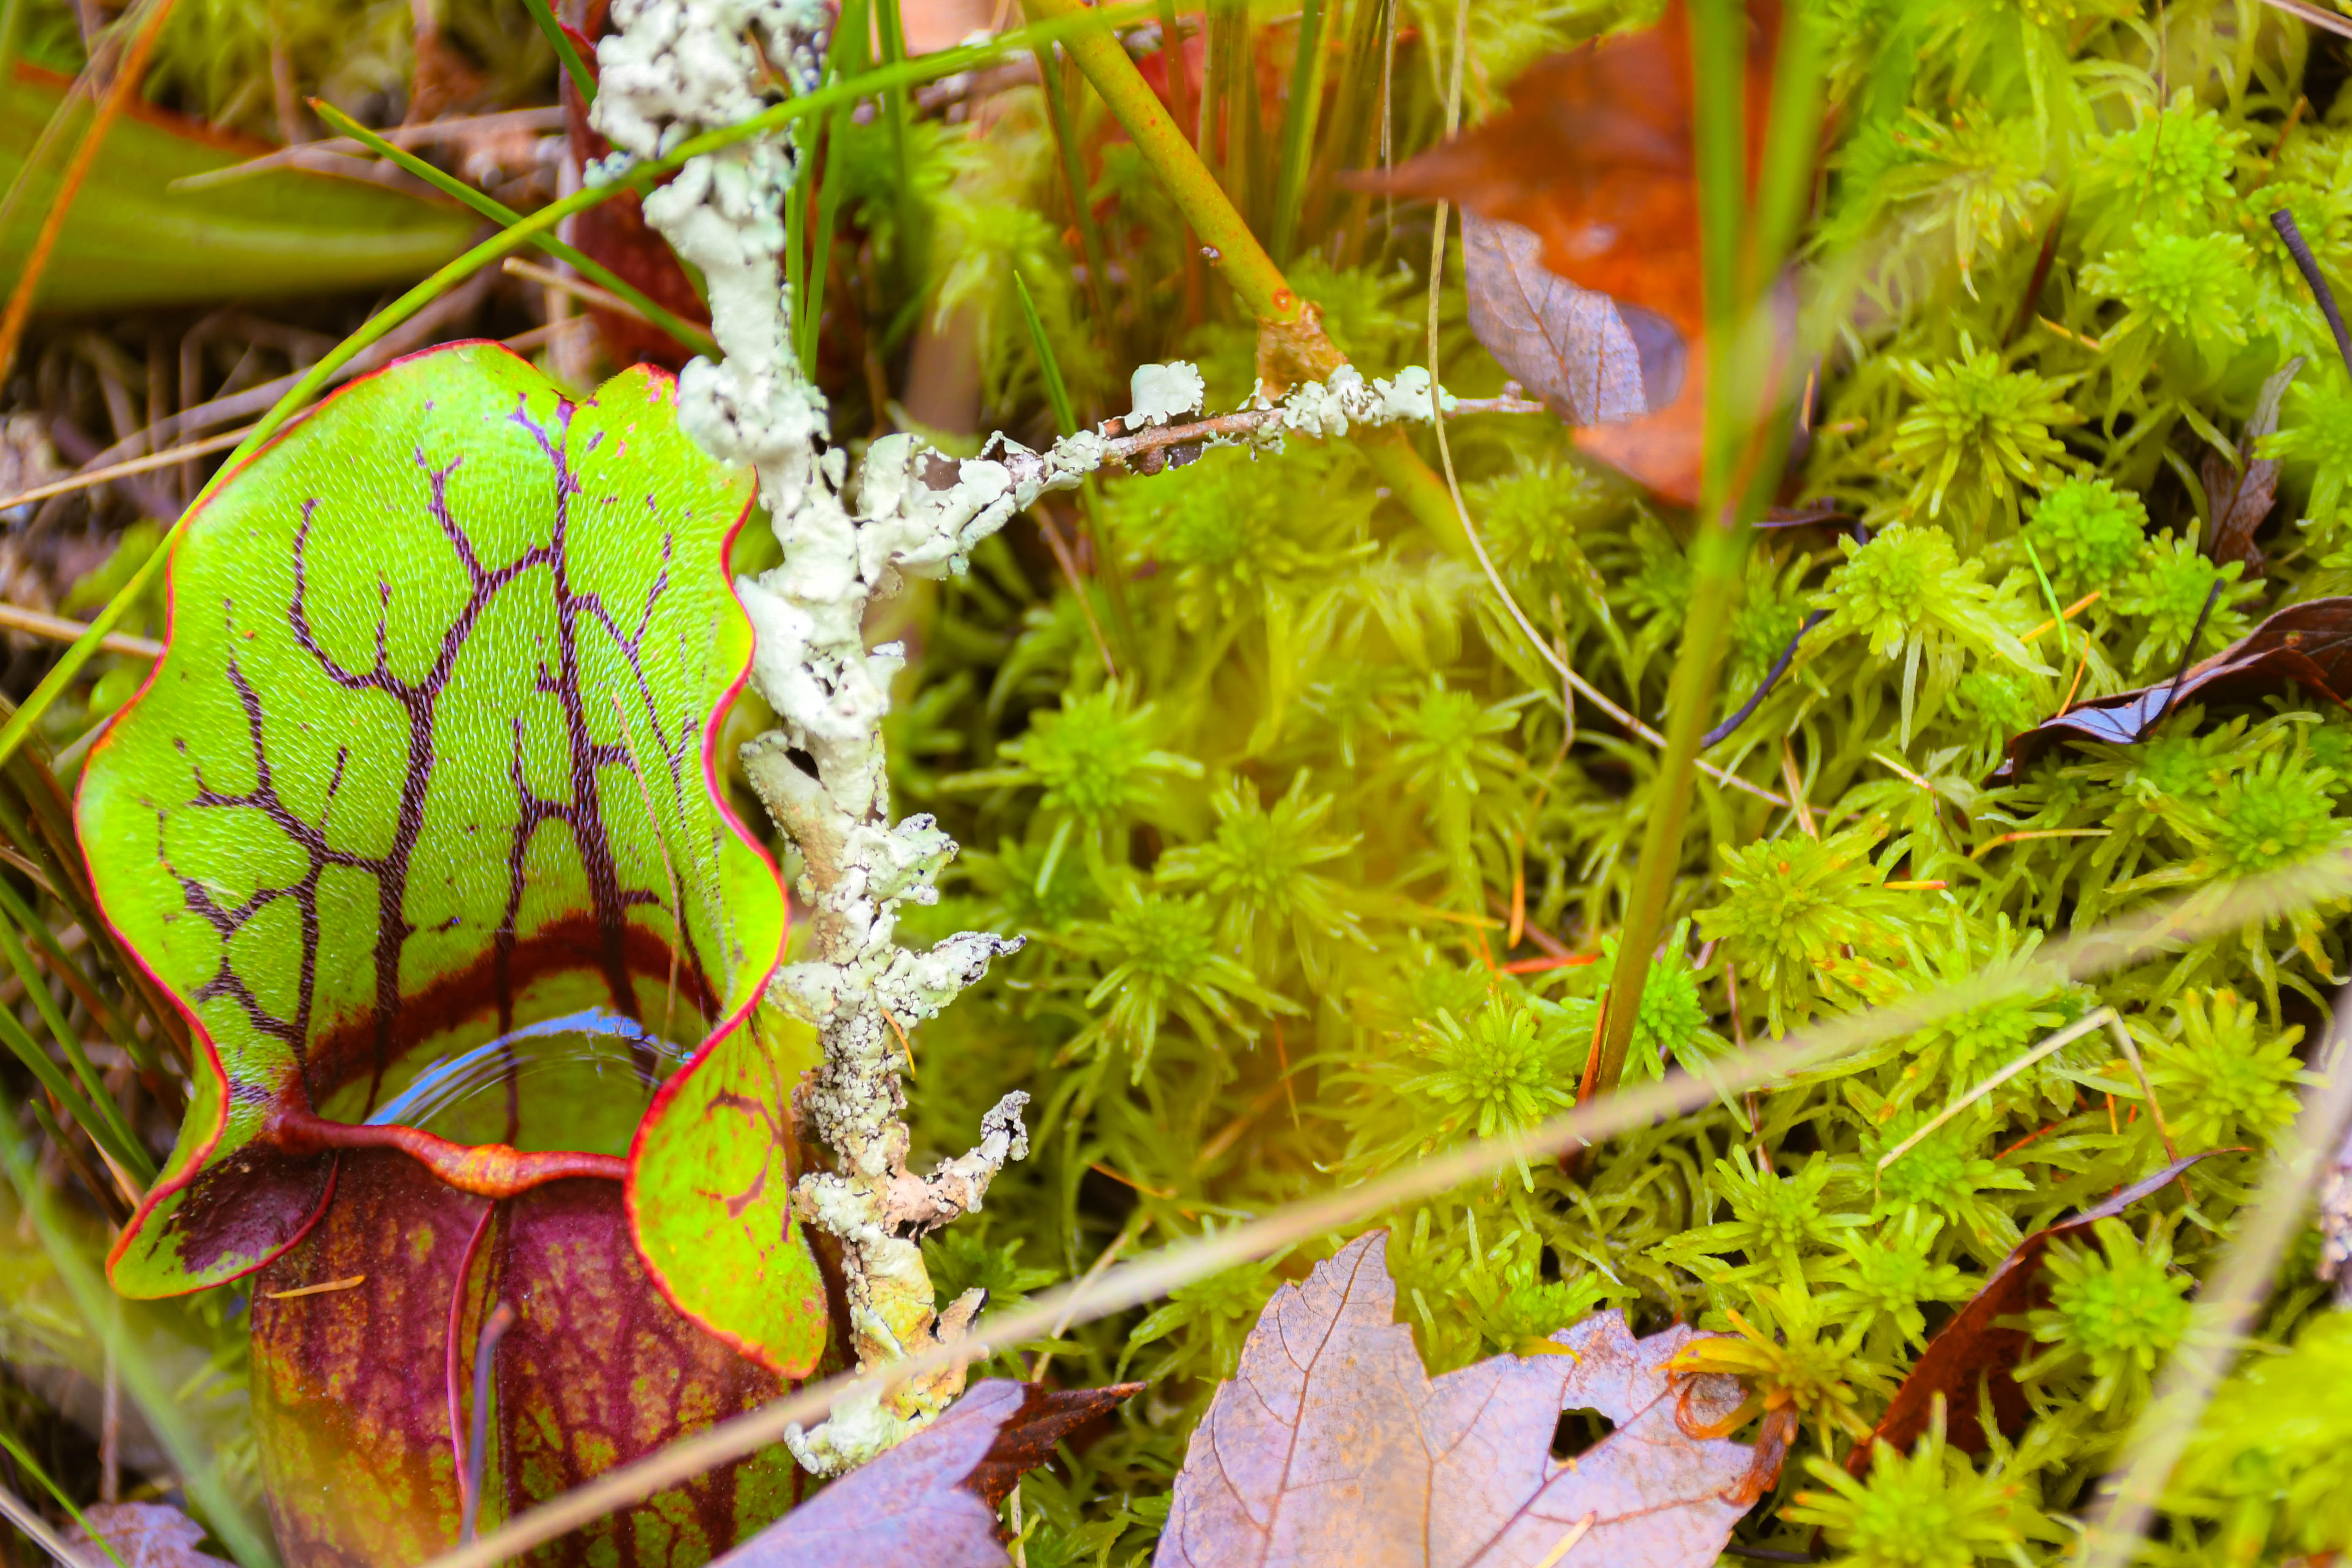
310, 100, 718, 360
0, 1431, 131, 1568
0, 1105, 279, 1568
0, 873, 136, 1051
1033, 41, 1112, 324
522, 0, 596, 105
0, 0, 1160, 770
0, 998, 142, 1181
1267, 0, 1324, 261
798, 0, 869, 376
1014, 271, 1079, 436
0, 906, 148, 1182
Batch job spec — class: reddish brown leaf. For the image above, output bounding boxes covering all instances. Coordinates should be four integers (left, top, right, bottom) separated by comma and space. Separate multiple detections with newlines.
1848, 1154, 2216, 1476
560, 0, 712, 369
1155, 1231, 1756, 1568
67, 1503, 235, 1568
1992, 598, 2352, 782
1364, 5, 1713, 337
2203, 358, 2303, 574
717, 1379, 1140, 1568
1356, 3, 1777, 504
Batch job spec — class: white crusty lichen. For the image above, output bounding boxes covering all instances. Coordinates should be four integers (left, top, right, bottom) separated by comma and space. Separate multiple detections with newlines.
591, 0, 1472, 1477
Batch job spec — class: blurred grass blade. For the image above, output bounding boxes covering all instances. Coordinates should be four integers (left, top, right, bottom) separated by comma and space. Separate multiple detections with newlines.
0, 1432, 130, 1568
522, 0, 595, 104
1267, 0, 1324, 261
310, 100, 717, 359
0, 997, 145, 1182
0, 871, 150, 1075
1016, 268, 1079, 436
0, 1102, 280, 1568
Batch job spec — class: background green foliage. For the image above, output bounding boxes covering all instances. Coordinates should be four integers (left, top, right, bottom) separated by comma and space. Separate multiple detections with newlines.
863, 0, 2352, 1561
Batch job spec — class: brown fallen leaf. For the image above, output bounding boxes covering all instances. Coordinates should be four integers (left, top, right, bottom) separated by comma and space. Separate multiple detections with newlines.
2202, 358, 2302, 574
559, 0, 713, 370
715, 1378, 1137, 1568
1154, 1230, 1756, 1568
1356, 3, 1778, 504
1847, 1154, 2216, 1475
66, 1503, 236, 1568
1990, 597, 2352, 782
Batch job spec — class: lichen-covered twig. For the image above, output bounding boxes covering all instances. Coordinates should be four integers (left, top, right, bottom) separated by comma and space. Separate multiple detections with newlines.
589, 0, 1488, 1474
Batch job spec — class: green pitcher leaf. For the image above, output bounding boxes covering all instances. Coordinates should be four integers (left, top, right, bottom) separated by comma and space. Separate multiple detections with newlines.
82, 342, 825, 1377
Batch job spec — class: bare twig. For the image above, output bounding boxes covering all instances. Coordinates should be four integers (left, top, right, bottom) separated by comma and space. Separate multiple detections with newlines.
2256, 0, 2352, 41
0, 605, 161, 660
0, 426, 252, 514
0, 1478, 91, 1568
502, 257, 651, 326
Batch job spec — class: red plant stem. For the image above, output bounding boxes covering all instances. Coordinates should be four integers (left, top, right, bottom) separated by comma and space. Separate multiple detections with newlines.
271, 1109, 625, 1195
0, 0, 182, 384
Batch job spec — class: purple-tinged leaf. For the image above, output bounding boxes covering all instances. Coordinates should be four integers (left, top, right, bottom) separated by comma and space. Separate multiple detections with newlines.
716, 1380, 1138, 1568
1156, 1231, 1755, 1568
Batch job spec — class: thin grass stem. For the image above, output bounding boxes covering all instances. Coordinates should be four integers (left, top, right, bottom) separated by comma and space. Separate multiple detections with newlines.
0, 1432, 129, 1568
521, 0, 595, 104
1267, 0, 1325, 261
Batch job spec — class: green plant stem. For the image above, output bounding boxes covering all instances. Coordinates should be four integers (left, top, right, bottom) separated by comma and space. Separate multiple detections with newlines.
798, 0, 869, 376
1032, 41, 1113, 325
0, 909, 148, 1182
522, 0, 595, 104
0, 1104, 280, 1568
1592, 0, 1824, 1094
311, 101, 718, 360
0, 3, 1157, 772
1267, 0, 1324, 261
1018, 0, 1471, 556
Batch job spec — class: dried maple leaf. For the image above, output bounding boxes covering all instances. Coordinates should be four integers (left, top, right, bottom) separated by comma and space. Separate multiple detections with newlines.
1991, 598, 2352, 782
66, 1503, 236, 1568
716, 1378, 1137, 1568
1155, 1231, 1756, 1568
1849, 1154, 2215, 1473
